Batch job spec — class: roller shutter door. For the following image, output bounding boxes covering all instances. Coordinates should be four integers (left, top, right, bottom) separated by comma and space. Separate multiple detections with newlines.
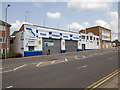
42, 38, 61, 55
65, 40, 77, 52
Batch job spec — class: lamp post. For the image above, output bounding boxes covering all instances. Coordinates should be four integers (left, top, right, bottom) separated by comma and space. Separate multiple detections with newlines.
5, 4, 10, 59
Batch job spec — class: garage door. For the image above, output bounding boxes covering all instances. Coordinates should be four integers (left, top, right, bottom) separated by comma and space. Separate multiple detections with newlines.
65, 40, 77, 52
42, 38, 61, 55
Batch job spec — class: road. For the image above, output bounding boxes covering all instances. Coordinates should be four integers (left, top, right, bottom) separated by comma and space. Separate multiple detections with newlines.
1, 48, 119, 88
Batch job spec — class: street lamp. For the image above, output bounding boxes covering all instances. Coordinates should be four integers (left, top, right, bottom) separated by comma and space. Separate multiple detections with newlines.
5, 4, 10, 59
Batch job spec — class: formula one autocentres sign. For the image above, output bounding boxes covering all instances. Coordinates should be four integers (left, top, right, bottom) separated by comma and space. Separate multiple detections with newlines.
44, 41, 54, 47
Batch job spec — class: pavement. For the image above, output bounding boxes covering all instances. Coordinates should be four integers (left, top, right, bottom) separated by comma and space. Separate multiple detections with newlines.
99, 74, 119, 88
0, 48, 119, 89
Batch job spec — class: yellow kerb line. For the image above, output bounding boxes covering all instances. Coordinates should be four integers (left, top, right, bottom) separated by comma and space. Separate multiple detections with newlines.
86, 68, 120, 89
91, 70, 120, 89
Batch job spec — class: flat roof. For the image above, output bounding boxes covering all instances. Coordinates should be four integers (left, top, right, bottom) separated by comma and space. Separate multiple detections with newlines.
86, 26, 111, 31
23, 24, 80, 34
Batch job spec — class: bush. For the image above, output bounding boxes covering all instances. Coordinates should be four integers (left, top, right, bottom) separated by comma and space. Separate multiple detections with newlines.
0, 54, 5, 59
15, 53, 22, 58
8, 52, 17, 58
0, 52, 23, 59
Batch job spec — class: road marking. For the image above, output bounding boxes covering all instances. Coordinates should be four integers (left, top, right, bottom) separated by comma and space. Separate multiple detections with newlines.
13, 64, 27, 71
36, 62, 43, 67
6, 86, 13, 88
77, 65, 88, 69
51, 60, 55, 64
0, 70, 13, 73
92, 70, 120, 89
75, 56, 78, 59
65, 58, 68, 62
82, 55, 86, 58
86, 68, 120, 89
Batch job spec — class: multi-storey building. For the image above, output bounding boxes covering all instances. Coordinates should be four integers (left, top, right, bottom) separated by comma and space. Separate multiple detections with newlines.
79, 26, 111, 49
0, 20, 11, 54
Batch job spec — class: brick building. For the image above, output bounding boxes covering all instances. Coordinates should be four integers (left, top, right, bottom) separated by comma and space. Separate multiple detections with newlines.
79, 26, 111, 49
0, 20, 11, 54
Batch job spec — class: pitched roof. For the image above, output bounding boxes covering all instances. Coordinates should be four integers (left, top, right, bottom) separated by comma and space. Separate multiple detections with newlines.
0, 20, 11, 27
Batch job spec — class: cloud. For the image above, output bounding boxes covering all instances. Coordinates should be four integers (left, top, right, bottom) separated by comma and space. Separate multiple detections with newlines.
47, 12, 61, 19
95, 20, 110, 29
67, 22, 90, 31
83, 22, 90, 27
94, 11, 118, 40
107, 11, 118, 33
10, 20, 31, 35
33, 2, 42, 8
67, 0, 111, 11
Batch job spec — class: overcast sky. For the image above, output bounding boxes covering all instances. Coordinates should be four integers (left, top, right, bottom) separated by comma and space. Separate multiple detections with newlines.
1, 0, 119, 41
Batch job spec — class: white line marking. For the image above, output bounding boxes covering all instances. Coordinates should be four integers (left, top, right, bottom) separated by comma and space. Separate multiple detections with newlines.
0, 70, 13, 73
36, 62, 43, 67
75, 56, 78, 59
82, 65, 88, 68
82, 55, 86, 58
65, 58, 68, 62
6, 86, 13, 88
13, 64, 27, 71
51, 60, 55, 64
107, 57, 113, 60
77, 65, 88, 69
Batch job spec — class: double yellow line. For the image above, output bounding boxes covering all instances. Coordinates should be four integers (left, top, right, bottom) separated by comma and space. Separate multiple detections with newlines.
85, 68, 120, 89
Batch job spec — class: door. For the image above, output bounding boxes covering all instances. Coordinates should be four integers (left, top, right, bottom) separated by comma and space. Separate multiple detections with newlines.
82, 44, 85, 51
65, 40, 77, 52
42, 38, 61, 55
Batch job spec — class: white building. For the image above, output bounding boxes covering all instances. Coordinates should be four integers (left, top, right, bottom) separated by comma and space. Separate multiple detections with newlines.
10, 24, 100, 57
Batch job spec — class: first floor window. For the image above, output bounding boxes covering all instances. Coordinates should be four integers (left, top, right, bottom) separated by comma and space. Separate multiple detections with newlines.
28, 46, 34, 51
90, 36, 92, 40
0, 37, 2, 42
82, 35, 85, 39
87, 36, 89, 40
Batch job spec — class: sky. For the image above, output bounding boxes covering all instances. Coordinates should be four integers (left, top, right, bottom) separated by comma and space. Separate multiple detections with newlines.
0, 0, 119, 41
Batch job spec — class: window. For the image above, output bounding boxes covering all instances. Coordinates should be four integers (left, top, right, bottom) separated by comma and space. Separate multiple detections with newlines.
28, 46, 34, 51
0, 37, 6, 43
0, 37, 2, 42
0, 25, 5, 31
3, 37, 5, 43
90, 36, 92, 40
97, 38, 99, 40
87, 36, 89, 40
82, 35, 85, 39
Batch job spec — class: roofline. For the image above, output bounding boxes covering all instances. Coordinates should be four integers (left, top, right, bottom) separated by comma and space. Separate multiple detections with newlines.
22, 24, 80, 34
0, 20, 11, 27
86, 26, 111, 31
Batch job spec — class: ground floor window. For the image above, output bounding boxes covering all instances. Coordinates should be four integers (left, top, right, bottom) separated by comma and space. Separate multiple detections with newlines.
28, 46, 34, 51
0, 49, 5, 55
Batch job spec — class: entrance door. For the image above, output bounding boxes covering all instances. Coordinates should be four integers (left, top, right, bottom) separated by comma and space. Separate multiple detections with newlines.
82, 44, 85, 51
42, 38, 61, 55
65, 40, 77, 52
